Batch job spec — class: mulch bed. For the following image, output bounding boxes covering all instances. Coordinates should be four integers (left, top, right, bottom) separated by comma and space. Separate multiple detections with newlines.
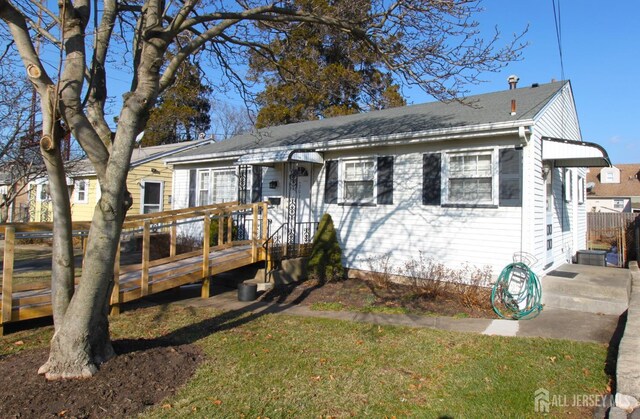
0, 341, 203, 418
261, 277, 496, 318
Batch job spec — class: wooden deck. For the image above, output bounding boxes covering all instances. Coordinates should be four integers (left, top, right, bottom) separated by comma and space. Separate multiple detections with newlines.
0, 202, 269, 333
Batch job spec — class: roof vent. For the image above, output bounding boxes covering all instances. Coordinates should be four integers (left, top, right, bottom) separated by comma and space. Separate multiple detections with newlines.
508, 75, 519, 90
531, 83, 539, 88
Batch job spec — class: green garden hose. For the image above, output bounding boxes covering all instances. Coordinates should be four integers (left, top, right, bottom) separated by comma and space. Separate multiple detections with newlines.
491, 262, 543, 320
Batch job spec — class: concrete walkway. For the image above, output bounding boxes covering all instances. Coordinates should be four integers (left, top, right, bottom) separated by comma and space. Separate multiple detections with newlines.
165, 284, 621, 344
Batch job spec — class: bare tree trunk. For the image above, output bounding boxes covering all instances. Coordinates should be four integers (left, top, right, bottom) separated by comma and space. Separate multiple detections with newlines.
38, 196, 123, 378
41, 111, 75, 331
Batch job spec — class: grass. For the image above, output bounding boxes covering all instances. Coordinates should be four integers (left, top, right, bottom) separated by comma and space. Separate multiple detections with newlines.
0, 244, 83, 289
0, 303, 610, 418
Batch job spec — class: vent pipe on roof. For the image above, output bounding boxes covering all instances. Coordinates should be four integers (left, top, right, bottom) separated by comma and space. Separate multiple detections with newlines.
511, 99, 517, 116
508, 75, 519, 90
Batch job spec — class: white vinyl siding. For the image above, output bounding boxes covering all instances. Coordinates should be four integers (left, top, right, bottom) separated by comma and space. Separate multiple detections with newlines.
532, 82, 583, 271
314, 145, 523, 279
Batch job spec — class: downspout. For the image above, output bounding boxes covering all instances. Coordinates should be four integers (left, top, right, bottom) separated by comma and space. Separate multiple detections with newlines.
518, 126, 532, 268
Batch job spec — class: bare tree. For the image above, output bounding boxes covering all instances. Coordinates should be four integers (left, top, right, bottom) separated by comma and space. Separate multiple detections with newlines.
0, 62, 45, 222
211, 101, 254, 140
0, 0, 525, 379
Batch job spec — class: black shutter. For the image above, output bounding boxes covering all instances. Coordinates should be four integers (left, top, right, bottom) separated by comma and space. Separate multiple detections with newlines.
377, 156, 394, 205
188, 169, 197, 207
499, 148, 523, 207
324, 160, 339, 204
251, 166, 263, 203
422, 153, 441, 205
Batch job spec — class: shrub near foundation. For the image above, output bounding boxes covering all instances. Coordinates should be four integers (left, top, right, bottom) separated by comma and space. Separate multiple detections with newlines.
307, 213, 344, 282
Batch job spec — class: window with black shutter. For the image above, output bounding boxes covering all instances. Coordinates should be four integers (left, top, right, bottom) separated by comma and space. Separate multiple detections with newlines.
499, 148, 523, 207
251, 165, 263, 203
324, 160, 339, 204
377, 156, 394, 205
188, 169, 197, 208
422, 153, 441, 205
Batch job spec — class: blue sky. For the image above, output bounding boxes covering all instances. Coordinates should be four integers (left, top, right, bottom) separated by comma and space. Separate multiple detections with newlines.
96, 1, 638, 164
403, 0, 639, 164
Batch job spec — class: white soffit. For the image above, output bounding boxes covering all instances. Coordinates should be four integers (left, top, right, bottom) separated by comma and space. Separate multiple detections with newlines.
542, 137, 611, 167
235, 150, 324, 166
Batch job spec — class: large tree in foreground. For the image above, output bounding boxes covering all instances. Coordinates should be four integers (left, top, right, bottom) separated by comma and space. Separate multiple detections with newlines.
0, 0, 524, 379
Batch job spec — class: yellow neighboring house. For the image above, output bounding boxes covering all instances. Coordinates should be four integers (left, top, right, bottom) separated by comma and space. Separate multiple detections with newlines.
28, 140, 212, 222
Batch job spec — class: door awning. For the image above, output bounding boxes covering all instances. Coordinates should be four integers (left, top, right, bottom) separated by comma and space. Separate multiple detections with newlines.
542, 137, 611, 167
235, 150, 324, 166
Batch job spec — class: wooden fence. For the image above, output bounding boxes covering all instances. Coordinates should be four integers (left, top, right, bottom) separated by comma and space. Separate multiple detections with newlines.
587, 212, 639, 265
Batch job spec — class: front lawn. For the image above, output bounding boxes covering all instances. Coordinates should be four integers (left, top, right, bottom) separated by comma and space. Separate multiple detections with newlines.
0, 303, 610, 417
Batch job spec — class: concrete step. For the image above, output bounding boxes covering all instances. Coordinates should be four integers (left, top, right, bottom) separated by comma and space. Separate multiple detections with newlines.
541, 292, 628, 316
244, 276, 273, 292
542, 275, 629, 300
540, 264, 630, 315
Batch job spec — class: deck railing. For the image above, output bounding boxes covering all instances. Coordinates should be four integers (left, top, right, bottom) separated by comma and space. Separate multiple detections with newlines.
0, 202, 268, 332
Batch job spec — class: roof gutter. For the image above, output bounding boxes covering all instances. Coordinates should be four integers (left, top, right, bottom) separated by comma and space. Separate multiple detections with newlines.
166, 119, 535, 164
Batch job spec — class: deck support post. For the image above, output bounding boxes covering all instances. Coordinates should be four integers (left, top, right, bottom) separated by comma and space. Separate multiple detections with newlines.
261, 202, 268, 260
170, 222, 177, 257
1, 227, 15, 335
251, 203, 258, 262
141, 220, 150, 297
227, 213, 233, 244
110, 242, 121, 315
217, 211, 224, 247
202, 211, 211, 298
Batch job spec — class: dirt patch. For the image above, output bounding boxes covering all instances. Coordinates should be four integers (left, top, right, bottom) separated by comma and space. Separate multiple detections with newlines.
261, 277, 495, 318
0, 341, 203, 418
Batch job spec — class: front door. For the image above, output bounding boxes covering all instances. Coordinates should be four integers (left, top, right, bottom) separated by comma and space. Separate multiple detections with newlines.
545, 166, 554, 268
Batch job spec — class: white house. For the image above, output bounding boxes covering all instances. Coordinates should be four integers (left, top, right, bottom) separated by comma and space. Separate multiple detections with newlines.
165, 79, 609, 278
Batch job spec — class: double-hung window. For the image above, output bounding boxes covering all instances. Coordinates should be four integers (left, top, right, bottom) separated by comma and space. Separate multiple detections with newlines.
197, 170, 210, 206
75, 179, 88, 203
343, 159, 375, 204
212, 169, 237, 203
446, 151, 494, 205
193, 167, 244, 207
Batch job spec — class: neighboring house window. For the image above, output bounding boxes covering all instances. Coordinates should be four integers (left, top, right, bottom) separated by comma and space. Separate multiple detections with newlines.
212, 169, 237, 203
606, 172, 614, 182
343, 159, 375, 204
445, 151, 494, 205
197, 170, 210, 206
75, 179, 89, 203
141, 181, 163, 214
38, 184, 50, 201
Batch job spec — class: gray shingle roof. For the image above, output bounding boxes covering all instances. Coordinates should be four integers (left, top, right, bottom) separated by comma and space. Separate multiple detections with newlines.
71, 139, 211, 175
173, 80, 567, 160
